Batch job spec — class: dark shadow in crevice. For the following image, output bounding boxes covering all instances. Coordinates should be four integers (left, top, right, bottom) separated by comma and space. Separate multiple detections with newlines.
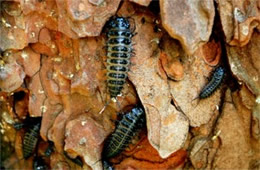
211, 0, 240, 93
148, 0, 160, 15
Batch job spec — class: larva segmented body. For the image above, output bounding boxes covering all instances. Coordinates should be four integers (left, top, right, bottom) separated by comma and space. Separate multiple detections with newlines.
199, 66, 225, 98
106, 17, 134, 99
13, 122, 25, 130
103, 107, 145, 158
44, 142, 54, 157
23, 121, 41, 159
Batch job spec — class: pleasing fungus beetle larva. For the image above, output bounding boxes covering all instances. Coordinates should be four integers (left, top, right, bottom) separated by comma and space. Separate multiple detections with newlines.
106, 16, 134, 99
103, 107, 145, 158
103, 160, 114, 170
99, 16, 135, 114
22, 119, 41, 159
193, 66, 225, 103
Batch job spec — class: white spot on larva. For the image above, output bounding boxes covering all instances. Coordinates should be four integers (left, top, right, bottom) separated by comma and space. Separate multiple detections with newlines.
256, 96, 260, 104
40, 105, 47, 113
79, 137, 87, 145
215, 105, 219, 110
81, 121, 87, 126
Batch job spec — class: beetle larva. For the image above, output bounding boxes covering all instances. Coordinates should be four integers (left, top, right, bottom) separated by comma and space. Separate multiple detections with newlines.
106, 16, 134, 99
198, 66, 225, 99
103, 107, 145, 159
33, 156, 48, 170
103, 160, 114, 170
13, 122, 25, 130
23, 120, 41, 159
44, 141, 54, 157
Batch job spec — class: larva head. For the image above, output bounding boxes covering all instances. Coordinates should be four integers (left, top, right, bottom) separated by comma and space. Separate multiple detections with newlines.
132, 107, 146, 128
108, 17, 130, 29
30, 118, 42, 131
131, 107, 144, 117
214, 66, 225, 79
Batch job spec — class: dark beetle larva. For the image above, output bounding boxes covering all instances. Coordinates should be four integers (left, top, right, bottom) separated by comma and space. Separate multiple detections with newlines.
103, 107, 145, 159
103, 160, 114, 170
33, 156, 48, 170
44, 142, 54, 157
23, 120, 41, 159
199, 66, 225, 99
106, 17, 134, 99
13, 122, 25, 130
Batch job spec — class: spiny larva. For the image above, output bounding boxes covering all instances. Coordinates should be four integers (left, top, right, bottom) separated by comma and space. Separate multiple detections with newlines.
44, 141, 54, 157
22, 119, 41, 159
103, 160, 114, 170
198, 66, 225, 99
106, 16, 134, 99
103, 107, 145, 159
